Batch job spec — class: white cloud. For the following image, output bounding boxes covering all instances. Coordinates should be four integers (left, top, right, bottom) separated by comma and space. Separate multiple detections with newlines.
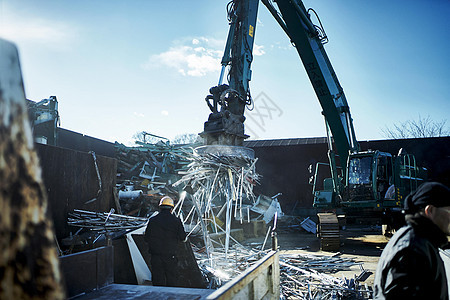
143, 37, 223, 77
0, 7, 76, 49
270, 42, 292, 51
161, 110, 169, 116
253, 44, 265, 56
134, 112, 145, 118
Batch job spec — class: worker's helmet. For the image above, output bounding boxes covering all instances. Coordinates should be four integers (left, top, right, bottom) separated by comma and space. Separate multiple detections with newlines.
159, 196, 174, 208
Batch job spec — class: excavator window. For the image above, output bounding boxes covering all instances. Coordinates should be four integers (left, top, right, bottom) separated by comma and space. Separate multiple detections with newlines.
376, 156, 390, 198
348, 156, 372, 185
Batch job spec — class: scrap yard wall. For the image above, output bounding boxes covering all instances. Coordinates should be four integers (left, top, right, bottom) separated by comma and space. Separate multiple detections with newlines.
36, 143, 117, 241
245, 138, 328, 215
57, 128, 116, 158
246, 137, 450, 214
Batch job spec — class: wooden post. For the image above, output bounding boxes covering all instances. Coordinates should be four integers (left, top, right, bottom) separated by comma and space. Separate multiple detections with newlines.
0, 39, 65, 299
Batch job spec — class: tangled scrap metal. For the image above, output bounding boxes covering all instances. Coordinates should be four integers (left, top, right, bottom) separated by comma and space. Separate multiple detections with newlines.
173, 149, 261, 261
280, 253, 373, 299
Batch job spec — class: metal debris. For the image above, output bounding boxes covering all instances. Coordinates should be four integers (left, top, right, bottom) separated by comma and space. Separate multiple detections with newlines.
63, 209, 149, 254
68, 209, 148, 232
173, 148, 262, 260
191, 242, 268, 289
114, 140, 195, 216
251, 193, 284, 224
26, 96, 60, 145
300, 217, 317, 234
115, 140, 193, 185
279, 253, 373, 299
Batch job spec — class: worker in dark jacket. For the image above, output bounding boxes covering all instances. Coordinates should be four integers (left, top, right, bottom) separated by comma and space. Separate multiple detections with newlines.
144, 196, 186, 287
373, 182, 450, 299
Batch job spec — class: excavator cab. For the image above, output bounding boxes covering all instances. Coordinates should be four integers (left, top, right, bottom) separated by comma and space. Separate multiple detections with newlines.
313, 151, 394, 209
343, 151, 392, 208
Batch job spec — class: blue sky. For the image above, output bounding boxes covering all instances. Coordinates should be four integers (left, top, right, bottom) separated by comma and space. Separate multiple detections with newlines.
1, 0, 449, 145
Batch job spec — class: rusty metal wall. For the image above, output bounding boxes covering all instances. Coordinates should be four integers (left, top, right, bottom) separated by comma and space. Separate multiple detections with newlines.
59, 246, 114, 298
36, 143, 117, 241
252, 143, 326, 214
250, 137, 450, 213
57, 127, 116, 158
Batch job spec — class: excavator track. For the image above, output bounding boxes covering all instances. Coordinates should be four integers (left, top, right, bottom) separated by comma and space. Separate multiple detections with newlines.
317, 213, 340, 251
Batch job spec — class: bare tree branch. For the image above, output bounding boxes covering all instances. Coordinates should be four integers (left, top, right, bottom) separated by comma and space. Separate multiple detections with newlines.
382, 115, 449, 139
171, 133, 203, 144
132, 131, 203, 145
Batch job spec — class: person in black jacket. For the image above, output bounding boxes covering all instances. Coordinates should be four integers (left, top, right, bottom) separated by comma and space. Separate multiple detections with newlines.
373, 181, 450, 299
144, 196, 186, 287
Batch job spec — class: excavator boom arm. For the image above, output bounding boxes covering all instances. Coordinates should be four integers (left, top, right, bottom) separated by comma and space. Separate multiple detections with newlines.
202, 0, 359, 169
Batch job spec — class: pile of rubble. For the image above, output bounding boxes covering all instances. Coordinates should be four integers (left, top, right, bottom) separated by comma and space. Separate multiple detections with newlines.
67, 140, 280, 256
279, 253, 373, 299
67, 209, 148, 232
114, 140, 196, 216
114, 140, 282, 262
61, 209, 148, 254
172, 147, 263, 259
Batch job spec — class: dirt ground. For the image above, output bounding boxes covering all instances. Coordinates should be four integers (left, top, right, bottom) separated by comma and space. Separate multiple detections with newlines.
243, 224, 389, 288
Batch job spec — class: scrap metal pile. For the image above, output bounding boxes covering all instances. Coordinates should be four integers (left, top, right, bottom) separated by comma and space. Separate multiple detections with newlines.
62, 209, 148, 253
280, 253, 373, 299
114, 141, 268, 261
114, 141, 289, 291
173, 146, 262, 259
114, 141, 196, 216
68, 209, 148, 232
68, 141, 286, 289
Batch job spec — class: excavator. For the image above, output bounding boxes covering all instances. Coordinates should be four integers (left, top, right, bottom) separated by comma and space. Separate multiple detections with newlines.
200, 0, 426, 250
